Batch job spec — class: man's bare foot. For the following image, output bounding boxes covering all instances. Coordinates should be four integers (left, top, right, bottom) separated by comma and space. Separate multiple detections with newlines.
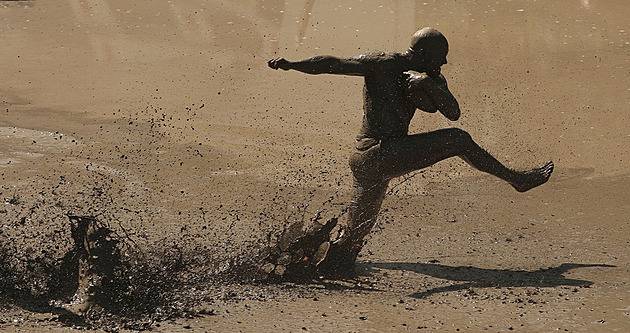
512, 161, 554, 192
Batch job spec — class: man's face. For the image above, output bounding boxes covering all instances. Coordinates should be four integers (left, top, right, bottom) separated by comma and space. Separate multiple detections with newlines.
422, 43, 449, 77
409, 37, 449, 77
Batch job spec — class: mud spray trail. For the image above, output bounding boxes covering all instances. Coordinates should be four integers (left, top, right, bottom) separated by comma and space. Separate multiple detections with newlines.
1, 0, 629, 331
0, 106, 351, 330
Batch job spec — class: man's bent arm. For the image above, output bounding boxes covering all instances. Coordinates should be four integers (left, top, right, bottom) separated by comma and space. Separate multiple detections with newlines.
268, 55, 370, 76
407, 72, 460, 121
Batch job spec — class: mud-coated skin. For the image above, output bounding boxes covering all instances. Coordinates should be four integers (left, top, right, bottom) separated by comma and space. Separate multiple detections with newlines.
269, 47, 457, 231
268, 27, 553, 271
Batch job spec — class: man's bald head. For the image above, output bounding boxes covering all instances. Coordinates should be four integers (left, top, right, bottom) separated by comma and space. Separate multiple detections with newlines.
409, 27, 448, 54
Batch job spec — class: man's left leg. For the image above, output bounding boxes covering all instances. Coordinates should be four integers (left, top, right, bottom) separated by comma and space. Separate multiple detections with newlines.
379, 128, 553, 191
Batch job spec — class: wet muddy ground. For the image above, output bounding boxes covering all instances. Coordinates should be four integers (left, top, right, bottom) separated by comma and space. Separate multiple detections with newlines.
1, 0, 629, 331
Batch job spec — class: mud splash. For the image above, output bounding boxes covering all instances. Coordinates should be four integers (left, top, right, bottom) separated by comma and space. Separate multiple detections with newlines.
0, 207, 218, 329
0, 95, 360, 330
0, 169, 351, 330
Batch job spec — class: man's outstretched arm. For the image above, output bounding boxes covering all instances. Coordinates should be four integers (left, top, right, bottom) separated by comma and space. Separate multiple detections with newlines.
406, 71, 460, 121
268, 55, 370, 76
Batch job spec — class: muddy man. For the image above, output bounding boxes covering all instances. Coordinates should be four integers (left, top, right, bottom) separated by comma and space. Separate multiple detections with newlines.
268, 27, 553, 267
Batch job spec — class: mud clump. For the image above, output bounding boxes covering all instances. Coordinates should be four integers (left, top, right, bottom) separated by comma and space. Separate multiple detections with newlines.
245, 214, 365, 282
223, 217, 340, 282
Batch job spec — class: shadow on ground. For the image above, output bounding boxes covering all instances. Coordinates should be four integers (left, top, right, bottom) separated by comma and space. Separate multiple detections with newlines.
367, 262, 615, 299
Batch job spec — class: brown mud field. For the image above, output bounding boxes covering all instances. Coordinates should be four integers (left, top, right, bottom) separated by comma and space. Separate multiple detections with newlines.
1, 0, 629, 332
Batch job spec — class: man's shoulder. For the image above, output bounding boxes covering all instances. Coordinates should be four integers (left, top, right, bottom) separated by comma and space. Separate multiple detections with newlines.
352, 50, 400, 64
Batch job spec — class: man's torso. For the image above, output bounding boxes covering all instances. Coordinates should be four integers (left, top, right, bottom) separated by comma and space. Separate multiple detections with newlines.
355, 51, 416, 140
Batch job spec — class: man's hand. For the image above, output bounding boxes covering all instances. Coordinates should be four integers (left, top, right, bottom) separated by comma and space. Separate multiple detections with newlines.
405, 71, 432, 90
405, 71, 448, 90
268, 58, 291, 70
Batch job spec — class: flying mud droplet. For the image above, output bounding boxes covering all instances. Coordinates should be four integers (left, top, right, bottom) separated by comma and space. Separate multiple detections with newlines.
312, 241, 330, 267
261, 262, 276, 274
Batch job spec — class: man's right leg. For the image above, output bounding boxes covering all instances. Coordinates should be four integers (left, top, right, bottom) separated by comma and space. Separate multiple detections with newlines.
346, 178, 390, 244
379, 128, 553, 192
319, 176, 389, 273
327, 145, 390, 268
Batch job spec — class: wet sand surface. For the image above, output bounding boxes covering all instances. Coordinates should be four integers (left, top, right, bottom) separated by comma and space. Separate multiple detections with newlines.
1, 0, 629, 331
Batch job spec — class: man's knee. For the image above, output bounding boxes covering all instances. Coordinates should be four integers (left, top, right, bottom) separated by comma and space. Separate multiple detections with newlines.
445, 127, 472, 143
